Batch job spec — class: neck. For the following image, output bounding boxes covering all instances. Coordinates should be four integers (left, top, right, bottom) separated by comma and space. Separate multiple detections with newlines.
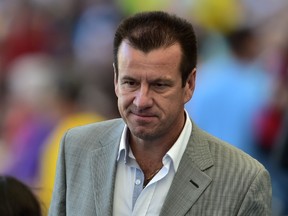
129, 131, 175, 164
129, 115, 186, 173
125, 111, 187, 178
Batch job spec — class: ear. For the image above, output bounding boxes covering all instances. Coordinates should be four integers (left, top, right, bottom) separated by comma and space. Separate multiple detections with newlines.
184, 68, 196, 103
113, 63, 119, 97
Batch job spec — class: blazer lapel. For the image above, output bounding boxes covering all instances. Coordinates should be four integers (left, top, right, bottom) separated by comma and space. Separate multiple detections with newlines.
89, 121, 124, 216
160, 123, 214, 216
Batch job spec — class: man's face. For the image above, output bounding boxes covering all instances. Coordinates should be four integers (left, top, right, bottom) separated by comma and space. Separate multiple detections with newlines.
115, 41, 195, 141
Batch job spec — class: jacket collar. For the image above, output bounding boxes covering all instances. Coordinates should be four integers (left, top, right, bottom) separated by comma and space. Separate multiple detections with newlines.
89, 119, 214, 216
89, 119, 124, 216
160, 122, 214, 216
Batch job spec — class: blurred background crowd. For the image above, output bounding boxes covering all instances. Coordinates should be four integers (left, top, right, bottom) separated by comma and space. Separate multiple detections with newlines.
0, 0, 287, 215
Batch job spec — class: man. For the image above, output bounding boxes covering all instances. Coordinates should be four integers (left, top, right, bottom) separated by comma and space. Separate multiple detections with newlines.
49, 11, 272, 216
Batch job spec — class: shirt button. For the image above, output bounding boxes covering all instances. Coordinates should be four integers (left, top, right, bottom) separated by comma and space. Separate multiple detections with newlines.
135, 179, 141, 185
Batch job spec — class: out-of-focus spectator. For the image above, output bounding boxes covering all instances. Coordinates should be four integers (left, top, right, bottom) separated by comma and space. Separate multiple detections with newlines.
36, 72, 106, 214
186, 27, 272, 154
0, 175, 42, 216
73, 3, 120, 67
254, 42, 288, 214
1, 2, 52, 70
253, 80, 287, 152
72, 3, 121, 118
2, 55, 59, 185
253, 31, 288, 153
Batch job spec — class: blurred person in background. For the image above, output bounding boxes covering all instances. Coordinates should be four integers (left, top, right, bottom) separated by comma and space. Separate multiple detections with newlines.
37, 70, 106, 214
49, 11, 271, 215
0, 175, 42, 216
253, 36, 288, 153
72, 2, 122, 119
0, 1, 56, 76
185, 27, 272, 156
1, 55, 60, 185
0, 2, 56, 163
254, 40, 288, 214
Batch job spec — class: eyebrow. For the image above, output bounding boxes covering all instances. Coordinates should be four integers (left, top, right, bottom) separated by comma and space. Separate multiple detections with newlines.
120, 75, 173, 84
120, 75, 137, 81
150, 78, 174, 85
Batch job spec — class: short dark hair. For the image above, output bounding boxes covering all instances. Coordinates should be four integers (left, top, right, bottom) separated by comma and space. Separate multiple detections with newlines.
113, 11, 197, 87
0, 176, 42, 216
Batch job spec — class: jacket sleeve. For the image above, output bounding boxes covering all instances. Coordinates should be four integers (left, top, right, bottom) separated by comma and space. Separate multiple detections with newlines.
237, 167, 272, 216
48, 132, 68, 216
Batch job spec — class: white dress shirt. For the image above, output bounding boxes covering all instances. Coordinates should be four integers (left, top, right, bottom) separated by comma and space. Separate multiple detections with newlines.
113, 111, 192, 216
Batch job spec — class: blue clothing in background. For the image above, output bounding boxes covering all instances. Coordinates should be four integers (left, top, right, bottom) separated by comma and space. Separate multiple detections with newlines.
186, 54, 272, 155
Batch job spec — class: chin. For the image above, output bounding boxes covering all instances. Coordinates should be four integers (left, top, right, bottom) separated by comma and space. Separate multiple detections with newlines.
131, 128, 158, 141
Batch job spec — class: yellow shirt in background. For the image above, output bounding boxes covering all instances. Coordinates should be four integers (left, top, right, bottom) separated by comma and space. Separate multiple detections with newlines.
37, 112, 105, 214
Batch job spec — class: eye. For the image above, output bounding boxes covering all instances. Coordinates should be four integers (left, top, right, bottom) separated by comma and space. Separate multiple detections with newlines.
155, 83, 166, 87
123, 81, 137, 86
153, 82, 168, 89
121, 79, 139, 90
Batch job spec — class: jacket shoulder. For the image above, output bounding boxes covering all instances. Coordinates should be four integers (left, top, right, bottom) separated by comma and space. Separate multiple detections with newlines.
63, 118, 125, 150
188, 125, 272, 215
68, 118, 124, 134
192, 124, 267, 173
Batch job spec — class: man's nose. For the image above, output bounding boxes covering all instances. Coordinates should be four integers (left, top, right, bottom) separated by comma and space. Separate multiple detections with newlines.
133, 85, 153, 109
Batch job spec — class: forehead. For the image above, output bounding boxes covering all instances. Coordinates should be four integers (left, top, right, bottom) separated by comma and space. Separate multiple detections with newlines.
117, 41, 182, 76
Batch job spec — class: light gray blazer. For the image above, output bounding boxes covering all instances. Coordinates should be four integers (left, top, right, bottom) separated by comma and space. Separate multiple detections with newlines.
49, 118, 272, 216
